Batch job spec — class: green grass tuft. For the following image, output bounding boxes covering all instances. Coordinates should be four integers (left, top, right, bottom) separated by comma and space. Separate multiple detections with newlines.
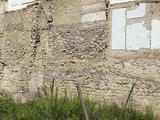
0, 85, 158, 120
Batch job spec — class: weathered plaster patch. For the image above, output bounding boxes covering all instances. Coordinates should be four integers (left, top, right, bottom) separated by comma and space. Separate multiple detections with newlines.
127, 18, 145, 25
151, 3, 160, 21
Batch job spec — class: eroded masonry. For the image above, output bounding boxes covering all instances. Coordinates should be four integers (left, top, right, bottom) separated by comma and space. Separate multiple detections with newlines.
0, 0, 160, 115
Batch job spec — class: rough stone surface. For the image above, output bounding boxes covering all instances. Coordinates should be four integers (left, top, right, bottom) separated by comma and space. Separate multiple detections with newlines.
0, 0, 160, 116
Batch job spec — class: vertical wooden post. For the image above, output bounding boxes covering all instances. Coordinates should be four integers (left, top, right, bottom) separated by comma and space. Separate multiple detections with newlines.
76, 84, 89, 120
123, 83, 136, 113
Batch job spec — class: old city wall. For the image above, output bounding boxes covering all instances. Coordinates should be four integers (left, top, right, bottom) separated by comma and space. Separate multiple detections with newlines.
0, 0, 160, 115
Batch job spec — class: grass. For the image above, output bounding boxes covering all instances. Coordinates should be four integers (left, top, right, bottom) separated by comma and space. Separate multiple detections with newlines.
0, 83, 158, 120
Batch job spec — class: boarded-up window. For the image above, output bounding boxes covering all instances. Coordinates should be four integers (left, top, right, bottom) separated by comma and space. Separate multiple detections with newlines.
111, 3, 154, 50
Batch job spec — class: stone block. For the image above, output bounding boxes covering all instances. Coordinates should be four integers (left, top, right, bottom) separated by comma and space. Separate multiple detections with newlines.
81, 11, 106, 23
54, 0, 81, 25
81, 0, 105, 6
82, 2, 106, 14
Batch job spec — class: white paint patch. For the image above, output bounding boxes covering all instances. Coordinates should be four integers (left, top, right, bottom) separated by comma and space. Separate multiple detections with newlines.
126, 21, 150, 50
8, 0, 36, 11
0, 2, 8, 13
151, 20, 160, 49
112, 8, 126, 49
22, 0, 35, 4
8, 5, 27, 11
127, 3, 146, 19
81, 11, 106, 23
110, 0, 133, 4
8, 0, 20, 7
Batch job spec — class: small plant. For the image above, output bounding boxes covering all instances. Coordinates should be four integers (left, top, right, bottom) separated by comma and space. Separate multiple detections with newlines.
0, 83, 158, 120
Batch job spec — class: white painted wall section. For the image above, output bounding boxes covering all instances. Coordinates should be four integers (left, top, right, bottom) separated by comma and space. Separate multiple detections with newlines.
22, 0, 35, 4
151, 20, 160, 49
112, 8, 126, 49
8, 0, 36, 11
126, 22, 150, 50
8, 0, 24, 11
127, 3, 146, 19
110, 0, 134, 5
0, 2, 8, 13
81, 11, 106, 23
8, 0, 21, 6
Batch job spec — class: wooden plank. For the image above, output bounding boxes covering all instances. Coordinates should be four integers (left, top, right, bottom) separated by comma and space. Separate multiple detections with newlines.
76, 84, 89, 120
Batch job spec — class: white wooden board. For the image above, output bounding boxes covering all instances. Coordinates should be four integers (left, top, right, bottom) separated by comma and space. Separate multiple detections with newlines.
151, 20, 160, 49
127, 3, 146, 19
112, 8, 126, 49
126, 22, 150, 50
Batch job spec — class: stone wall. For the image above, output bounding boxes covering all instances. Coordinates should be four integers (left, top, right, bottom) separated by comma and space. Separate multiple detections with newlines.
0, 0, 160, 115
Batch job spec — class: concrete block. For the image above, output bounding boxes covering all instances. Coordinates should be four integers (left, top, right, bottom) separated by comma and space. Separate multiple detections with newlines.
82, 2, 106, 14
112, 8, 126, 49
110, 0, 133, 5
151, 19, 160, 49
81, 11, 106, 23
127, 3, 146, 19
54, 0, 81, 25
126, 21, 150, 50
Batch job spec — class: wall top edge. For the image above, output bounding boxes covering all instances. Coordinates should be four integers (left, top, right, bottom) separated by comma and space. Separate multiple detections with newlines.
110, 0, 160, 9
110, 0, 160, 5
